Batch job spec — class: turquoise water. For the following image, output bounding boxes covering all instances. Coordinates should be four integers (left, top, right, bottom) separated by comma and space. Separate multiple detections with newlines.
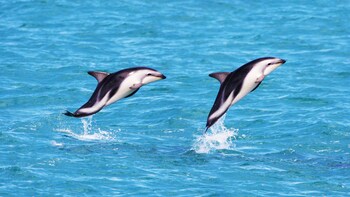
1, 0, 350, 196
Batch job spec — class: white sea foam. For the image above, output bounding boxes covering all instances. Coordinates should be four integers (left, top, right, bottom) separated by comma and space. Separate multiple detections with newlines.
55, 117, 118, 142
50, 140, 64, 147
193, 115, 238, 154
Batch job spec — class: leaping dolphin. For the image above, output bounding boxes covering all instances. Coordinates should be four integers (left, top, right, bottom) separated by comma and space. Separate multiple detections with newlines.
64, 67, 166, 117
206, 57, 286, 131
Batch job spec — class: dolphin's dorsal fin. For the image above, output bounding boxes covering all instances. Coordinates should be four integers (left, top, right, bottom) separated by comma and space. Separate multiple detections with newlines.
209, 72, 230, 84
88, 71, 109, 83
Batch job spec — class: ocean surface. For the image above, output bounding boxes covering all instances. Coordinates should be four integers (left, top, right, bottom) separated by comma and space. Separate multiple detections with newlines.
1, 0, 350, 196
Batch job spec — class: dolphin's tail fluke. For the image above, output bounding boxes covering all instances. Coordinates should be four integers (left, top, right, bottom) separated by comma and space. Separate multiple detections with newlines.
63, 110, 76, 117
63, 110, 93, 118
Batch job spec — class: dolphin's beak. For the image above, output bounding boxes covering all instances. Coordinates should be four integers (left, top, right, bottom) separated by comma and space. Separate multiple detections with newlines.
277, 59, 286, 64
158, 74, 166, 79
263, 58, 286, 75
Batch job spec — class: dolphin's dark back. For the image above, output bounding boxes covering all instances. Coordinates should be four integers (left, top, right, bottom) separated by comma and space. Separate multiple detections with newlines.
206, 60, 257, 129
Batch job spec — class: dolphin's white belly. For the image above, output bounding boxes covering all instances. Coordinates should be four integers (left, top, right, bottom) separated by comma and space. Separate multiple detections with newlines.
79, 94, 110, 114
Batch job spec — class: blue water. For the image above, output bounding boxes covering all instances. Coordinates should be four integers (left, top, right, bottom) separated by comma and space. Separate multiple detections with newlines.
1, 0, 350, 196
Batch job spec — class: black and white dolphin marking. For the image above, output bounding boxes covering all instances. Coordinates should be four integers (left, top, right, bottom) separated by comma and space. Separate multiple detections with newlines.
64, 67, 166, 117
205, 57, 286, 131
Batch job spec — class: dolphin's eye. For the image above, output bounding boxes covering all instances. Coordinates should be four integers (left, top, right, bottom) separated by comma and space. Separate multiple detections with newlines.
147, 73, 152, 76
267, 63, 273, 66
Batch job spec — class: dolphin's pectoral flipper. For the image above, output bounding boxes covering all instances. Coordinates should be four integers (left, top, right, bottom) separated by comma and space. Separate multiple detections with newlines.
209, 72, 230, 84
125, 88, 140, 98
251, 82, 262, 92
88, 71, 110, 83
130, 83, 142, 90
255, 74, 265, 83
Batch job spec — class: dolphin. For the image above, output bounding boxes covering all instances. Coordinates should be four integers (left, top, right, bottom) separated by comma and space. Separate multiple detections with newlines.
205, 57, 286, 131
64, 67, 166, 117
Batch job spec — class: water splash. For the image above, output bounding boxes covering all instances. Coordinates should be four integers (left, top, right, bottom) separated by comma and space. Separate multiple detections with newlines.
55, 116, 118, 142
193, 115, 238, 154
